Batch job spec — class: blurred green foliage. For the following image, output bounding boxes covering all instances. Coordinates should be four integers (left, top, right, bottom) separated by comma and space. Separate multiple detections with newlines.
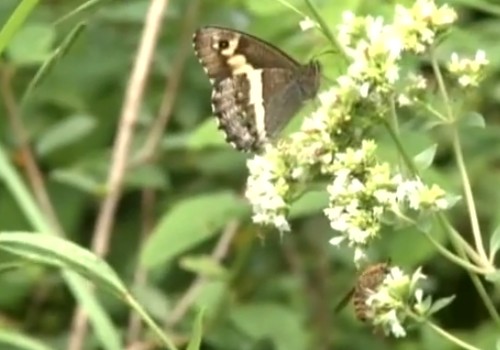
0, 0, 500, 349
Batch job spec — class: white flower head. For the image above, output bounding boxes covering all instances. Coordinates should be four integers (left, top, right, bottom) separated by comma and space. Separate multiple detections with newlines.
300, 17, 317, 31
245, 148, 291, 232
448, 50, 489, 87
362, 265, 429, 337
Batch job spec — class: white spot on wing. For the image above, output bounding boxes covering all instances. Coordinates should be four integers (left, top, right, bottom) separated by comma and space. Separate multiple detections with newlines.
220, 36, 240, 56
227, 55, 246, 68
246, 69, 266, 140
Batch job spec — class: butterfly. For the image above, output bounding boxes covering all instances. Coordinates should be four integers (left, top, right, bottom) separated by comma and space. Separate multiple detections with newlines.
193, 26, 321, 152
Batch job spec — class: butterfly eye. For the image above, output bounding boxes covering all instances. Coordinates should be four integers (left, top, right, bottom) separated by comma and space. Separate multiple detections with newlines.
218, 40, 229, 50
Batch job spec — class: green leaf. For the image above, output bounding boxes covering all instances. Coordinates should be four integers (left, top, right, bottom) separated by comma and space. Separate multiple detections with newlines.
489, 225, 500, 260
54, 0, 105, 25
289, 190, 328, 218
66, 274, 123, 350
194, 281, 228, 318
124, 163, 170, 190
187, 308, 205, 350
132, 284, 171, 320
413, 144, 437, 171
0, 329, 52, 350
0, 232, 127, 297
0, 147, 122, 350
179, 255, 227, 278
424, 119, 446, 130
187, 119, 227, 150
98, 1, 150, 23
230, 303, 307, 350
448, 0, 500, 17
427, 295, 455, 316
383, 225, 443, 266
460, 111, 486, 129
141, 191, 249, 268
52, 168, 103, 195
0, 0, 39, 57
21, 21, 86, 104
36, 114, 96, 156
7, 23, 55, 65
246, 0, 301, 16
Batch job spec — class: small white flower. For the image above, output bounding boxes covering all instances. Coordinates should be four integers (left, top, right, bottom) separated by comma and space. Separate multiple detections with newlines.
386, 65, 400, 83
386, 310, 407, 337
299, 17, 317, 31
414, 288, 424, 304
329, 236, 346, 246
475, 49, 488, 65
448, 50, 489, 87
397, 94, 412, 106
354, 246, 366, 262
359, 82, 370, 97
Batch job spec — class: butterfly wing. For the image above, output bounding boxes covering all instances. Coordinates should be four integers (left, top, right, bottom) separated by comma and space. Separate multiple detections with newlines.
262, 67, 319, 140
193, 26, 301, 81
193, 26, 320, 152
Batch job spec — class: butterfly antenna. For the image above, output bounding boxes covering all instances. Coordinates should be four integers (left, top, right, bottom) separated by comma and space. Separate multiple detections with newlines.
308, 49, 344, 85
312, 49, 339, 60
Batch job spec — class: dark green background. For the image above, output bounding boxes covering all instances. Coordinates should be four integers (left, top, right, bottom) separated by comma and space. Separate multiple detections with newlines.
0, 0, 499, 349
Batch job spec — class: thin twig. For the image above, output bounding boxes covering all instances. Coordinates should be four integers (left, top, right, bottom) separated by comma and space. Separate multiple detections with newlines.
0, 66, 64, 236
165, 220, 239, 328
92, 0, 168, 257
132, 0, 201, 167
67, 0, 170, 349
0, 65, 69, 330
126, 0, 200, 342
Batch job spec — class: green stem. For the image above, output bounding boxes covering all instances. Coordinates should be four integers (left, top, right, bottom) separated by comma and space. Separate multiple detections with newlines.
420, 226, 486, 274
419, 317, 481, 350
389, 96, 408, 175
382, 118, 486, 273
382, 119, 418, 175
451, 131, 488, 261
438, 215, 487, 267
468, 272, 500, 326
418, 101, 447, 121
430, 51, 488, 264
436, 212, 500, 324
126, 296, 178, 350
430, 52, 499, 324
304, 0, 349, 62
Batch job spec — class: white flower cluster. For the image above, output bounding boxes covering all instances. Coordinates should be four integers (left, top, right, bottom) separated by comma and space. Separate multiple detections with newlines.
448, 50, 489, 87
339, 14, 402, 97
325, 141, 394, 262
325, 142, 448, 262
393, 0, 457, 53
365, 266, 428, 337
245, 145, 291, 232
244, 0, 455, 250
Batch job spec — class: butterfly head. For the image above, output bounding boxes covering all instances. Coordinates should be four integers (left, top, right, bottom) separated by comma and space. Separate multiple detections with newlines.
299, 60, 321, 99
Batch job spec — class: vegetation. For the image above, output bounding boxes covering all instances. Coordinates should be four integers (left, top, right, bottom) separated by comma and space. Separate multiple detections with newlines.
0, 0, 499, 349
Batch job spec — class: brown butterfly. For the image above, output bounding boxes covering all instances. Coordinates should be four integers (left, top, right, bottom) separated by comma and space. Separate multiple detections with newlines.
193, 26, 321, 152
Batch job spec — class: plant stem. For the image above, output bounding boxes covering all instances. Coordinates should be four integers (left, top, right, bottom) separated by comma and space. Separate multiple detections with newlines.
421, 318, 481, 350
382, 119, 418, 175
430, 51, 499, 325
451, 131, 488, 262
430, 51, 488, 264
